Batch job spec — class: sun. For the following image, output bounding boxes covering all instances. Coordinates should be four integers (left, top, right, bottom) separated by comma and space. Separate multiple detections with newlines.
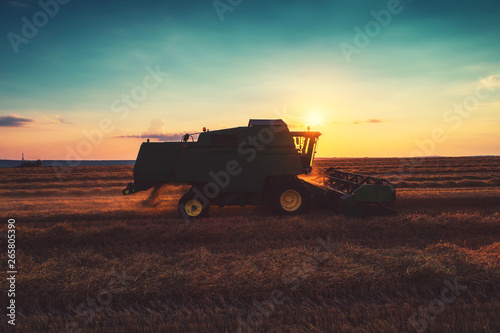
307, 112, 323, 127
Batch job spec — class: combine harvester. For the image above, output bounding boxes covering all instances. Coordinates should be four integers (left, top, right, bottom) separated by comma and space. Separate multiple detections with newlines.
123, 119, 395, 218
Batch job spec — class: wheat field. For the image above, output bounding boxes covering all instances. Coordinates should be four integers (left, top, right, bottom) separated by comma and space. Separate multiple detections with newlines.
1, 157, 499, 332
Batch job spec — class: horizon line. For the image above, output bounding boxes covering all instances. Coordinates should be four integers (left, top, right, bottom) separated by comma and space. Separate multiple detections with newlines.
2, 154, 500, 162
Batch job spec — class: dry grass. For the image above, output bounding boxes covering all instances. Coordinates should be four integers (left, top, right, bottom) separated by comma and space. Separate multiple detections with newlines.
0, 157, 499, 332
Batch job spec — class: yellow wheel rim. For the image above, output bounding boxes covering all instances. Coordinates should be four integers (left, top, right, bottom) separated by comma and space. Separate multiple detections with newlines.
280, 190, 302, 212
185, 199, 203, 217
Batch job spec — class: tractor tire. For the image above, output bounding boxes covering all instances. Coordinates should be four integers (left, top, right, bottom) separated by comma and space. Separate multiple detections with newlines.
270, 179, 311, 215
178, 189, 210, 219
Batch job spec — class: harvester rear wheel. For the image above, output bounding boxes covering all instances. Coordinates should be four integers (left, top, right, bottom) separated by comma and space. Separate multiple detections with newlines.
178, 189, 210, 219
270, 179, 310, 215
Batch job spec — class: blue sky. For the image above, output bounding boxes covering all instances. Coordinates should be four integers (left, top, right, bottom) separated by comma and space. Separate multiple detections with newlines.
1, 0, 499, 159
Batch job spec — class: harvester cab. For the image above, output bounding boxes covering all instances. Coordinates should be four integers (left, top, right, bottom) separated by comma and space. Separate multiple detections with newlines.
123, 119, 395, 218
291, 130, 320, 174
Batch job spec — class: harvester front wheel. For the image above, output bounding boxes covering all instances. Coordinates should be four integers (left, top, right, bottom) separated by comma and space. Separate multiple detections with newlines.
271, 179, 310, 215
178, 190, 210, 219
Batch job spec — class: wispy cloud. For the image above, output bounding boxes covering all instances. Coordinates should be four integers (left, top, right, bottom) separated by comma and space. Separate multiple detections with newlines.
147, 118, 166, 134
57, 116, 74, 125
117, 133, 187, 141
353, 119, 386, 125
117, 118, 192, 141
483, 74, 500, 88
0, 115, 34, 127
40, 115, 74, 125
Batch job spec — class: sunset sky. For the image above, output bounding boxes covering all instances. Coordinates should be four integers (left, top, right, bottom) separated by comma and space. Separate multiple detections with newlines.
1, 0, 499, 160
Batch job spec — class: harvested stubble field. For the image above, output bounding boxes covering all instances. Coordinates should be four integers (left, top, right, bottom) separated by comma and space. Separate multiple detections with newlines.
1, 156, 500, 332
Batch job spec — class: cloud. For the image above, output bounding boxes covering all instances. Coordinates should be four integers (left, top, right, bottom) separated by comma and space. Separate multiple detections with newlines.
482, 74, 500, 88
40, 115, 74, 125
0, 114, 72, 128
60, 118, 73, 124
56, 115, 74, 125
0, 115, 34, 127
147, 118, 166, 134
353, 119, 385, 125
117, 118, 194, 141
117, 133, 187, 142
